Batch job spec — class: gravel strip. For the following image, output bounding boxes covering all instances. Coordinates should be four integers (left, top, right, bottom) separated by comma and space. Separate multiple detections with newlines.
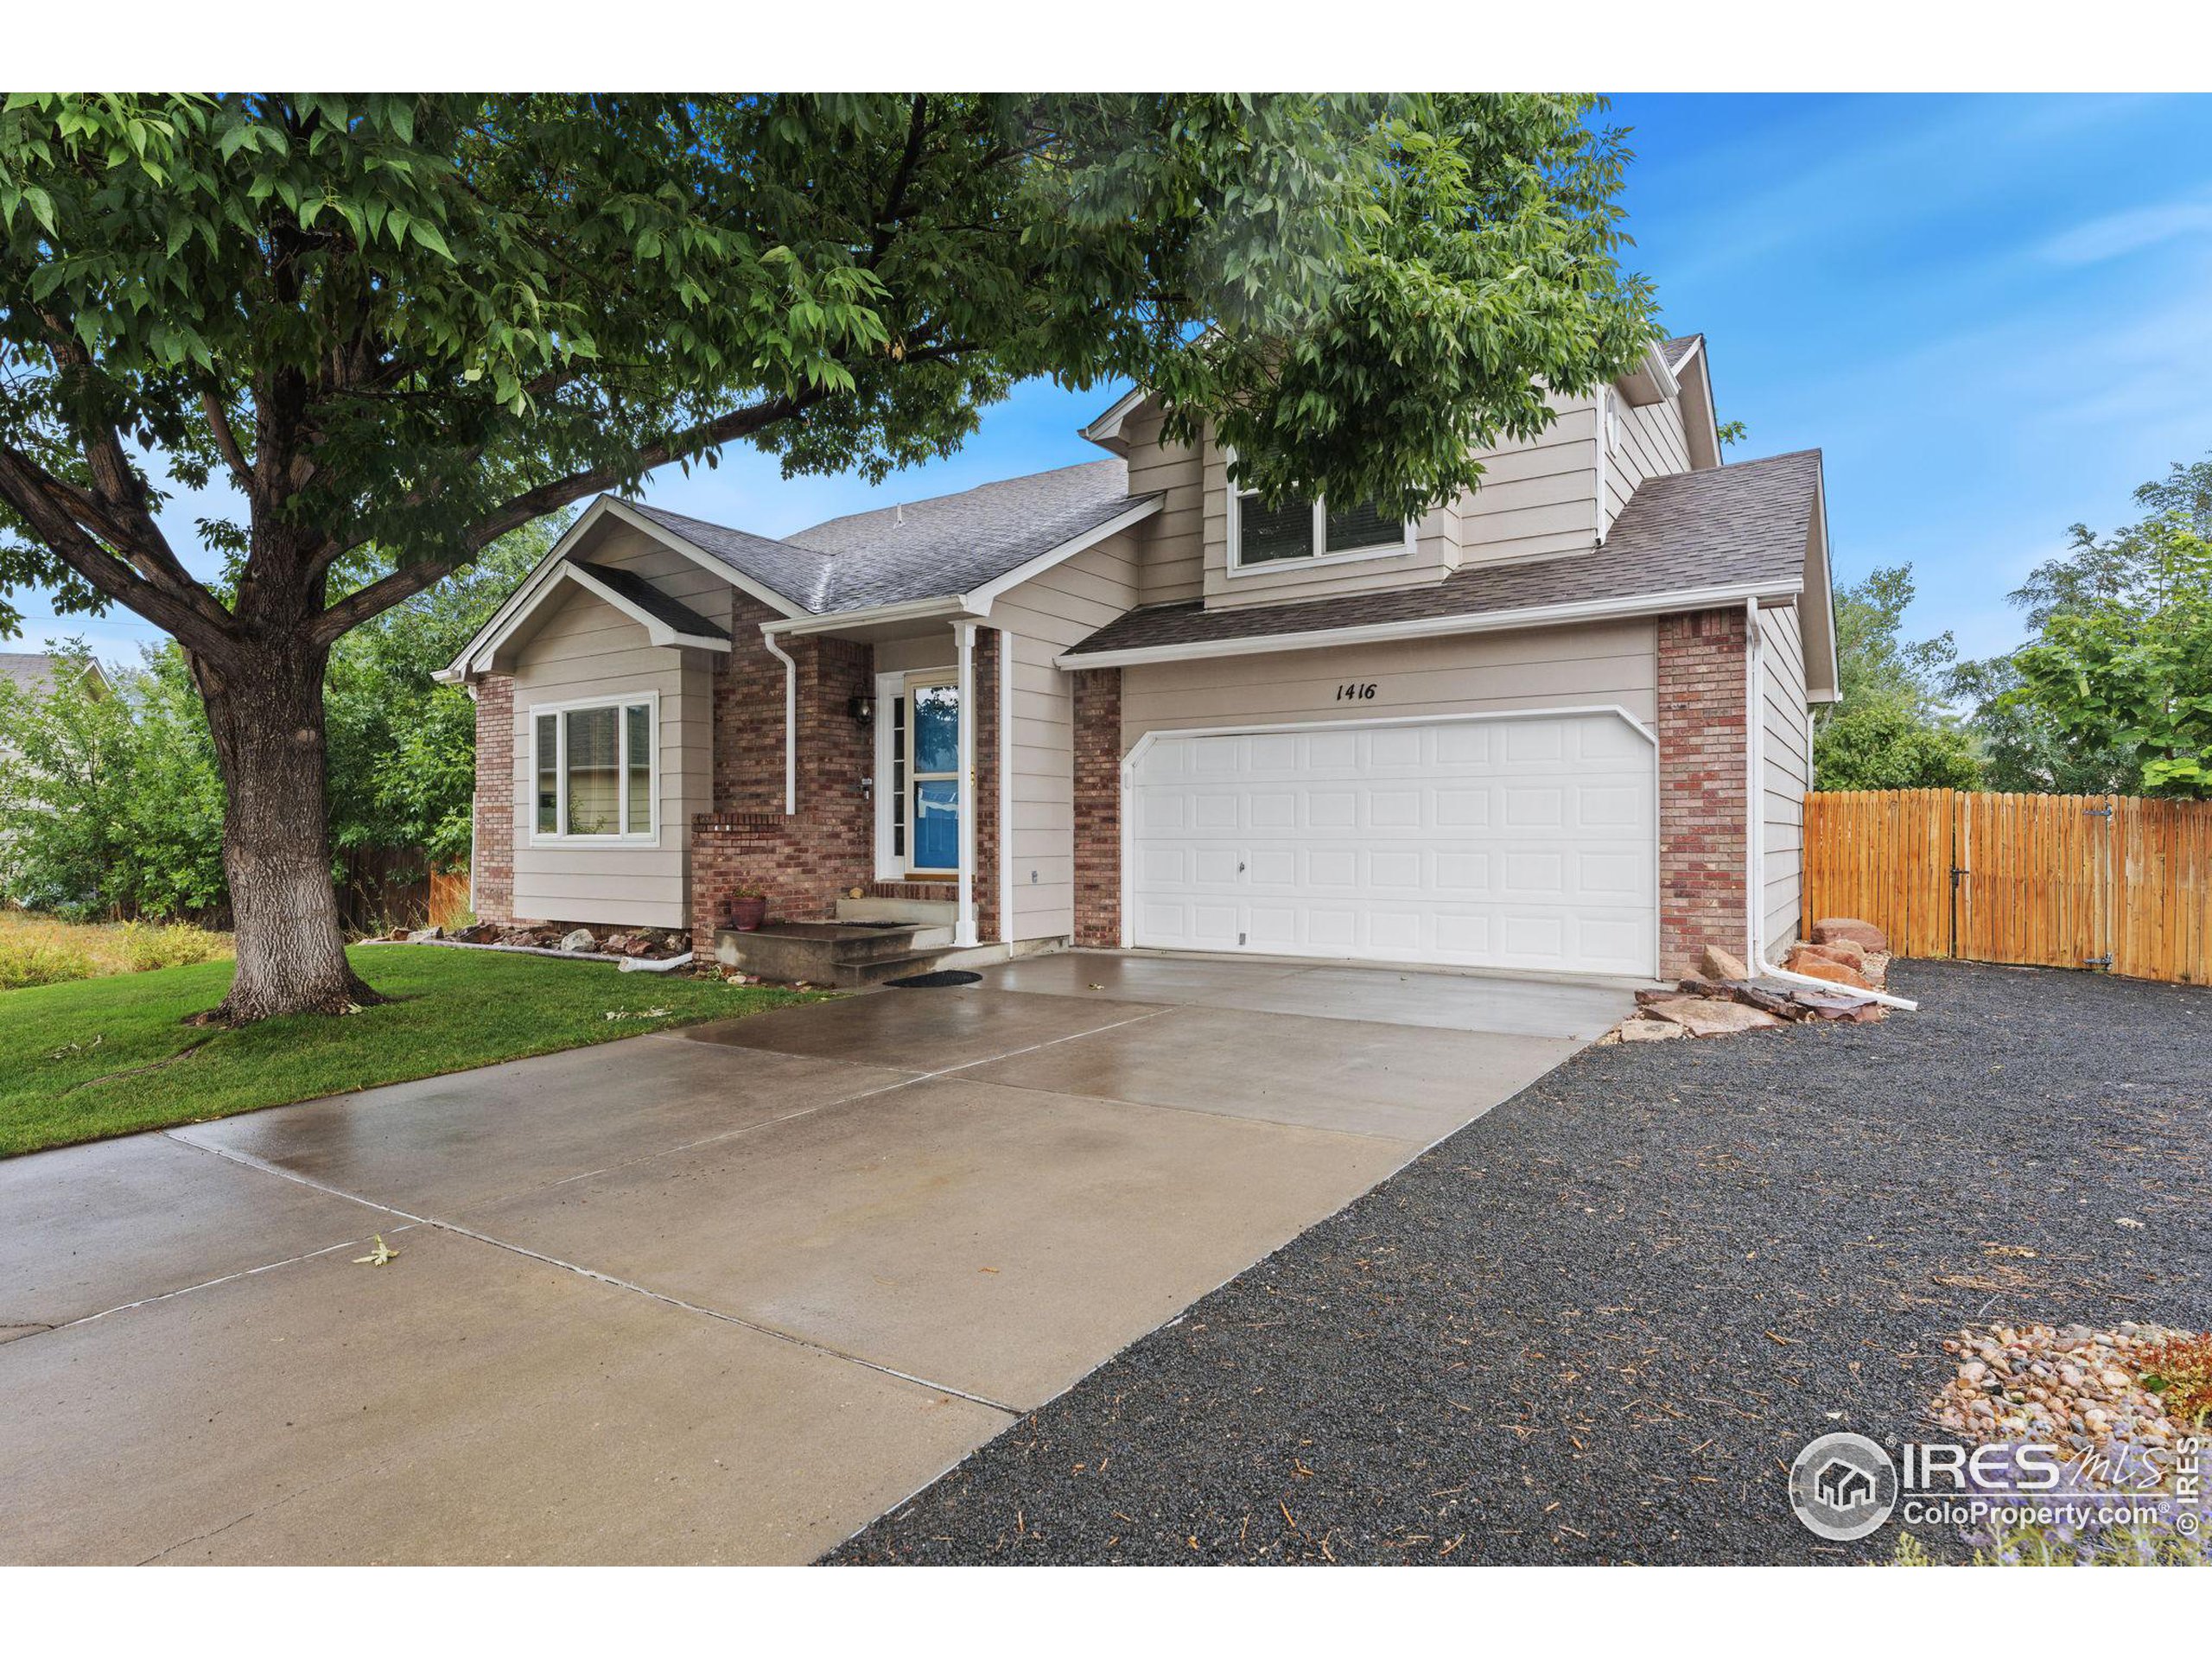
830, 962, 2212, 1565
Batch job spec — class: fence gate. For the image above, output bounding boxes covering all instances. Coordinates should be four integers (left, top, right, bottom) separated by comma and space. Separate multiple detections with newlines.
1802, 789, 2212, 985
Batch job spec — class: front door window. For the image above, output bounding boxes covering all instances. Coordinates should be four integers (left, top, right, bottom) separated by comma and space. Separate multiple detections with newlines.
906, 677, 960, 874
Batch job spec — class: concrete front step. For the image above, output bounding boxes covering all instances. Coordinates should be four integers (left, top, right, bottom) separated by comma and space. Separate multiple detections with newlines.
834, 940, 1019, 988
835, 896, 958, 927
714, 921, 928, 982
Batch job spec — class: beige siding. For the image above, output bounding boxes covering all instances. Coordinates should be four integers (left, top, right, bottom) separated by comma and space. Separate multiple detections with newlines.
1119, 404, 1205, 605
507, 583, 713, 930
1118, 619, 1657, 749
1759, 601, 1811, 953
1602, 390, 1694, 537
1454, 398, 1602, 568
986, 532, 1144, 941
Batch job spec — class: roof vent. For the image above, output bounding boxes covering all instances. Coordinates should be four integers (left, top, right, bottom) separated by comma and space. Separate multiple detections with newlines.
893, 502, 904, 525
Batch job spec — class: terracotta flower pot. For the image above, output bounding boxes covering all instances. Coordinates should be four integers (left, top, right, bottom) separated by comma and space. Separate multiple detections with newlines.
725, 895, 768, 931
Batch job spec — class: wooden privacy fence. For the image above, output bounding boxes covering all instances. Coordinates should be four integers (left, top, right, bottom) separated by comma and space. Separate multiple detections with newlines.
1802, 789, 2212, 984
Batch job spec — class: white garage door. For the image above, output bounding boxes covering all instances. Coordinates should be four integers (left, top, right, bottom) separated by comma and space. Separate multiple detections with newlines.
1128, 712, 1656, 976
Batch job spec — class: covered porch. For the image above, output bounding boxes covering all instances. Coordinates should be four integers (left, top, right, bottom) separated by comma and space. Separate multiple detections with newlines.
690, 604, 1013, 958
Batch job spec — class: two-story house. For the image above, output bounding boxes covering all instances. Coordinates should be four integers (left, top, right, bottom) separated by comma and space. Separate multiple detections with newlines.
441, 333, 1837, 983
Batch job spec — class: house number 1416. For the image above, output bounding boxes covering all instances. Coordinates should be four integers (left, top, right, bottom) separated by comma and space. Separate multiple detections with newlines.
1334, 682, 1378, 702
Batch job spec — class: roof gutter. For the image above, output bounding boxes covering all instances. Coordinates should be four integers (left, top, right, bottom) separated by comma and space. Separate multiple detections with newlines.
1054, 578, 1805, 671
763, 594, 982, 637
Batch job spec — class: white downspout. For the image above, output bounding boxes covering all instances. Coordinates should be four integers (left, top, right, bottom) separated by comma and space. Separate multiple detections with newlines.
1742, 598, 1917, 1011
954, 620, 978, 947
760, 626, 798, 815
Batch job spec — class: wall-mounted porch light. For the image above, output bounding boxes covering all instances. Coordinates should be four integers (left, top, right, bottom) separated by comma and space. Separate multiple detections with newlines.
848, 693, 876, 725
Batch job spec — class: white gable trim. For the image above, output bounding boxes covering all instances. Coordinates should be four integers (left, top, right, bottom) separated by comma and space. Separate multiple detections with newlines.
436, 495, 806, 683
960, 496, 1163, 609
1079, 385, 1150, 454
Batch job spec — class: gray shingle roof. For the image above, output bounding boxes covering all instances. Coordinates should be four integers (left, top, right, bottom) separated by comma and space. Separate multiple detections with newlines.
620, 503, 838, 613
0, 652, 101, 696
1064, 449, 1821, 658
1661, 334, 1703, 371
570, 562, 730, 642
624, 459, 1150, 616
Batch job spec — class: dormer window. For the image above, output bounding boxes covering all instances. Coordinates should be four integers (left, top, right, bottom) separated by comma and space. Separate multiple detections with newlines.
1227, 481, 1414, 575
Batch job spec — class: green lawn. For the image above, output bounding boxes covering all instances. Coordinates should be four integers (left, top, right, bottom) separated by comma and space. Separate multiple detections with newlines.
0, 944, 816, 1160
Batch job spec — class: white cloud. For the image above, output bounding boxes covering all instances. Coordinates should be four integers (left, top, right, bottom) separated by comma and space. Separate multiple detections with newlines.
2037, 195, 2212, 266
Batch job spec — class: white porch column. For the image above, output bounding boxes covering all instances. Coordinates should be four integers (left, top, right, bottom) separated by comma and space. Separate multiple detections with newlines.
998, 624, 1014, 945
954, 620, 978, 946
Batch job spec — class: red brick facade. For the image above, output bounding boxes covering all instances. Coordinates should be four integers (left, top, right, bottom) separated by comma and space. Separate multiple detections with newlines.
688, 623, 1001, 947
470, 674, 518, 924
1071, 666, 1122, 948
1656, 607, 1751, 977
689, 620, 876, 942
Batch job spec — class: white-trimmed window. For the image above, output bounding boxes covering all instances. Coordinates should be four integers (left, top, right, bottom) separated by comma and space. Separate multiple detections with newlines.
530, 693, 658, 843
1226, 481, 1414, 574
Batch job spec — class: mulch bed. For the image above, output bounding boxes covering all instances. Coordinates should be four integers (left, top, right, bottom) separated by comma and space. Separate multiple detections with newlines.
829, 961, 2212, 1565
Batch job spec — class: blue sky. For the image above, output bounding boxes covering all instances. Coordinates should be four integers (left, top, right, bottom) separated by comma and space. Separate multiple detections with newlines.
24, 92, 2212, 665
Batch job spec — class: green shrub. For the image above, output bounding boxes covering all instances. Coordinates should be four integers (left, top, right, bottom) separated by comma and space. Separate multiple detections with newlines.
117, 921, 227, 974
0, 932, 97, 990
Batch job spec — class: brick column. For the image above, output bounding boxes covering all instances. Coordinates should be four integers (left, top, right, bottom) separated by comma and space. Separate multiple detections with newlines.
974, 628, 1001, 942
1656, 607, 1749, 978
1071, 666, 1122, 948
471, 673, 515, 924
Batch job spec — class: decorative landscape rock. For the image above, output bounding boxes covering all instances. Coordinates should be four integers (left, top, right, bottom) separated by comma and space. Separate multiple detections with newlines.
1933, 1321, 2192, 1471
556, 927, 597, 953
1784, 945, 1873, 990
1787, 988, 1886, 1022
1601, 1016, 1688, 1043
1639, 995, 1787, 1038
1700, 944, 1751, 982
1796, 938, 1866, 972
1813, 916, 1889, 954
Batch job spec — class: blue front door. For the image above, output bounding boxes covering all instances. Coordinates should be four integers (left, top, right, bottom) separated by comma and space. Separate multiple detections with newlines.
907, 679, 960, 874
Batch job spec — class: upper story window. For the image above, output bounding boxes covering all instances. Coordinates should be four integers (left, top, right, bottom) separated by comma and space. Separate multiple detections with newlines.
1228, 482, 1414, 574
531, 695, 657, 842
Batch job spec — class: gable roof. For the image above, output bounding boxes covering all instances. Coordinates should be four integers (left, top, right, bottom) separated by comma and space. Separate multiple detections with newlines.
620, 460, 1150, 617
566, 562, 730, 645
0, 652, 106, 697
1062, 450, 1825, 663
1661, 334, 1703, 372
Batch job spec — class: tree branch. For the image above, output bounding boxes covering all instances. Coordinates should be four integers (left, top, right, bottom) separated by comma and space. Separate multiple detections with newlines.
199, 385, 254, 489
306, 387, 822, 646
0, 445, 238, 660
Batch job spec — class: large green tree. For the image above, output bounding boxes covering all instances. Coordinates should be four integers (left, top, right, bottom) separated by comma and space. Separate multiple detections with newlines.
0, 520, 554, 922
1958, 459, 2212, 798
0, 92, 1652, 1020
1813, 564, 1981, 790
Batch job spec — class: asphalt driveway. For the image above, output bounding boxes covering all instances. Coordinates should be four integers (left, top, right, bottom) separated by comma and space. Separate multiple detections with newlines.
0, 950, 1625, 1565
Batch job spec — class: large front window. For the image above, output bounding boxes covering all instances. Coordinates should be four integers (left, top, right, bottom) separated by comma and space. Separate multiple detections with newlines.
1230, 483, 1410, 570
531, 696, 657, 842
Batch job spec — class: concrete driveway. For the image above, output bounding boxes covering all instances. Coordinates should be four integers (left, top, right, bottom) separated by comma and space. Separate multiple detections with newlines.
0, 950, 1627, 1564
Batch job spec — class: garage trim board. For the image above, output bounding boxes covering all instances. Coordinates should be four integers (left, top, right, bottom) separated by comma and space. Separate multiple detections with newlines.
1119, 706, 1661, 977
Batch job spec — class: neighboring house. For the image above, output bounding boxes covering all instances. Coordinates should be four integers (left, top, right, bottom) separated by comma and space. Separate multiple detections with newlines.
0, 651, 109, 762
441, 334, 1837, 981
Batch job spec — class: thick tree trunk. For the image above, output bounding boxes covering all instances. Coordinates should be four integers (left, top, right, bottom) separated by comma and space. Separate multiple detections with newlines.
193, 642, 383, 1022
